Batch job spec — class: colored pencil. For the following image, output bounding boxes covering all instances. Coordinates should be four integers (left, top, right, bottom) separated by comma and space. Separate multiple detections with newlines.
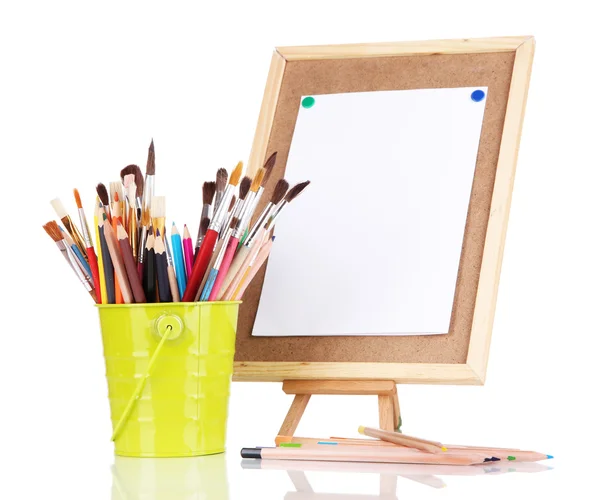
98, 211, 115, 303
183, 224, 194, 279
164, 235, 180, 302
154, 230, 172, 302
234, 236, 274, 300
359, 426, 446, 454
171, 223, 187, 297
94, 199, 107, 304
112, 193, 124, 304
142, 232, 156, 303
116, 222, 146, 303
103, 214, 133, 304
241, 446, 496, 466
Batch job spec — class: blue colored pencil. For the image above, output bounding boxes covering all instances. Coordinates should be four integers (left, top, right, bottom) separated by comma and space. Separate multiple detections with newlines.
171, 223, 187, 297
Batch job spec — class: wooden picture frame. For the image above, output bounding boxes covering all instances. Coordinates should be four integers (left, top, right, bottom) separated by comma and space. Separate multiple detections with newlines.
233, 36, 535, 385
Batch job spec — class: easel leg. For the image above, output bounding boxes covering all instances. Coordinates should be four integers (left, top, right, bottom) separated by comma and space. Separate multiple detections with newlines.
278, 394, 311, 437
378, 395, 395, 431
392, 386, 402, 431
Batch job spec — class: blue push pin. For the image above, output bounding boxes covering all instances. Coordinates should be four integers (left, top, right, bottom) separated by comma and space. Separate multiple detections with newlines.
471, 89, 486, 102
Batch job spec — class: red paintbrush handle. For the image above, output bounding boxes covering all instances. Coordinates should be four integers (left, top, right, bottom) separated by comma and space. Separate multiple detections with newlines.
208, 236, 239, 301
86, 246, 101, 304
182, 229, 218, 302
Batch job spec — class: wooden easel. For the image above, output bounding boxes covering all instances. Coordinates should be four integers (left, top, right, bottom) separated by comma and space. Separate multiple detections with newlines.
276, 380, 401, 444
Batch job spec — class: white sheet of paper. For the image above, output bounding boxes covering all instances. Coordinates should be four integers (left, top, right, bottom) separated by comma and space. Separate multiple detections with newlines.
253, 87, 488, 336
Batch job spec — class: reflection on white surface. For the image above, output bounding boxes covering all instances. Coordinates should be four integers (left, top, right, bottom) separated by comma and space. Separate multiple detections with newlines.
240, 459, 552, 497
111, 454, 229, 499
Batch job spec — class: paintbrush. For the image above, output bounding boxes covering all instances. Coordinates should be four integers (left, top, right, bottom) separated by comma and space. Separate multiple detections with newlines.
182, 161, 243, 301
123, 174, 138, 260
195, 181, 216, 256
219, 178, 288, 295
60, 226, 92, 279
222, 176, 251, 238
137, 209, 150, 281
151, 196, 166, 238
210, 168, 265, 300
96, 183, 112, 223
73, 188, 101, 298
214, 167, 228, 214
141, 139, 155, 231
50, 197, 88, 260
240, 152, 277, 246
222, 181, 310, 301
43, 221, 97, 302
120, 164, 144, 223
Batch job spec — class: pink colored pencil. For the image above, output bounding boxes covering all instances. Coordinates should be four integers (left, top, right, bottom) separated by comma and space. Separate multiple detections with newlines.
183, 224, 194, 280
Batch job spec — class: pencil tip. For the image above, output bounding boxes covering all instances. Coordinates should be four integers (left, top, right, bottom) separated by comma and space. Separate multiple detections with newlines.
547, 455, 554, 459
507, 456, 516, 461
441, 447, 448, 452
156, 228, 161, 237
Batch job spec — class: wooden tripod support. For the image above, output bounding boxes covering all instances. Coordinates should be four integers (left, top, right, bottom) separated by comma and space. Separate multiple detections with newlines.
276, 380, 401, 445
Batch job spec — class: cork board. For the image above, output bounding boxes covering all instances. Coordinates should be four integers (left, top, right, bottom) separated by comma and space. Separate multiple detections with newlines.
234, 37, 535, 383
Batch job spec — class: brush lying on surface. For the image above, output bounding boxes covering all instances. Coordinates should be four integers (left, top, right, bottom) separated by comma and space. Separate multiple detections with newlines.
43, 141, 310, 304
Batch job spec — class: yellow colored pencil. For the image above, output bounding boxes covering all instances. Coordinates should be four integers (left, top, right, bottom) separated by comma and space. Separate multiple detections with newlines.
95, 198, 107, 304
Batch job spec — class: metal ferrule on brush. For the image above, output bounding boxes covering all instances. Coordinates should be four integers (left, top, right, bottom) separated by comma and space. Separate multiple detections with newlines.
137, 226, 148, 265
264, 200, 287, 232
233, 192, 257, 239
221, 199, 242, 238
141, 175, 155, 223
245, 202, 274, 246
61, 215, 88, 259
208, 185, 234, 233
65, 242, 93, 291
77, 208, 92, 247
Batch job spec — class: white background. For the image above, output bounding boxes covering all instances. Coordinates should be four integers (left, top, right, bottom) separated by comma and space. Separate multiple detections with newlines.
1, 1, 598, 498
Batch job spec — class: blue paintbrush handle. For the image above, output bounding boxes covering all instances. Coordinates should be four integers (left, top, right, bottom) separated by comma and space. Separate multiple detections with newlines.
71, 244, 92, 278
200, 269, 218, 301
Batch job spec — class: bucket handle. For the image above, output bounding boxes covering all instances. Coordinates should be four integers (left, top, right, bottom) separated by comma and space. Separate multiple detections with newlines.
111, 321, 176, 442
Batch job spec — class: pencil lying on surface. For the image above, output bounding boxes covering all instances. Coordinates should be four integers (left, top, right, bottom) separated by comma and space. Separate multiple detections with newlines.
359, 426, 446, 454
240, 446, 498, 465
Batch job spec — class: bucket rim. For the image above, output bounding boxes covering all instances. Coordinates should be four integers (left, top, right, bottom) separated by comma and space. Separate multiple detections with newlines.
96, 301, 242, 309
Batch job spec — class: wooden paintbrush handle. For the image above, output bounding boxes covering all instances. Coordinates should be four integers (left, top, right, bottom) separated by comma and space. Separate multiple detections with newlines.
210, 237, 239, 301
85, 246, 101, 303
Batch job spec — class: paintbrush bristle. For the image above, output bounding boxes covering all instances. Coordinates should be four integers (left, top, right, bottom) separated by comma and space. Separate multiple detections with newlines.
110, 181, 123, 203
200, 217, 210, 236
203, 181, 216, 205
229, 161, 243, 186
124, 174, 136, 204
285, 181, 311, 203
262, 152, 277, 186
96, 183, 109, 206
239, 176, 252, 200
151, 196, 166, 218
251, 168, 265, 192
73, 189, 83, 209
228, 195, 236, 212
146, 139, 156, 175
50, 198, 68, 219
216, 168, 228, 193
121, 164, 144, 198
43, 220, 63, 242
272, 179, 289, 204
